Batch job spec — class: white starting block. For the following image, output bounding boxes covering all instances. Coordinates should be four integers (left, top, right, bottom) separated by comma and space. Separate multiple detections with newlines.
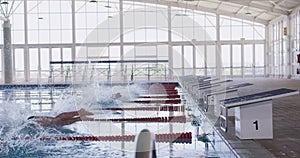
202, 83, 253, 116
219, 88, 299, 139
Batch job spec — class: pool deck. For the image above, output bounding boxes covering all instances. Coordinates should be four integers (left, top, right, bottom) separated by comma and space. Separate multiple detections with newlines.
213, 78, 300, 158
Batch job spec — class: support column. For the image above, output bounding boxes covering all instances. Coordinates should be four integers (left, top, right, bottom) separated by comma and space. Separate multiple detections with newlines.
216, 14, 221, 79
265, 25, 270, 77
168, 5, 173, 79
24, 0, 29, 82
120, 0, 125, 81
3, 20, 13, 84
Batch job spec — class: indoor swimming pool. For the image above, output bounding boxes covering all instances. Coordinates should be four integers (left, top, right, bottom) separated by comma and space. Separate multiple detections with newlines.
0, 82, 237, 158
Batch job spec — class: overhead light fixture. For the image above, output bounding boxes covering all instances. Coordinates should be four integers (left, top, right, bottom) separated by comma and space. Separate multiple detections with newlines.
89, 0, 97, 3
175, 13, 188, 16
104, 0, 111, 8
38, 17, 44, 20
108, 16, 113, 19
0, 1, 8, 5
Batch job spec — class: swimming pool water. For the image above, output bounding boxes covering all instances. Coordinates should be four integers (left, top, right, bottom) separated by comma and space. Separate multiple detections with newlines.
0, 83, 236, 158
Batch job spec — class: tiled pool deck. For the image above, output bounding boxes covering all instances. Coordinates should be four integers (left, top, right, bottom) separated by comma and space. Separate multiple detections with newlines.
214, 78, 300, 158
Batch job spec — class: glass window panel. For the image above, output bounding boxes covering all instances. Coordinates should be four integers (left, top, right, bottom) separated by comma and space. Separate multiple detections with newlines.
110, 29, 120, 43
136, 46, 156, 57
220, 27, 231, 40
244, 44, 253, 67
40, 48, 50, 70
232, 45, 241, 67
206, 27, 216, 40
243, 26, 254, 40
29, 49, 39, 71
182, 27, 193, 41
28, 30, 39, 43
76, 46, 87, 60
124, 29, 134, 42
39, 30, 50, 44
195, 45, 205, 68
52, 48, 61, 61
49, 1, 61, 13
88, 47, 101, 58
221, 45, 231, 67
157, 29, 168, 41
28, 14, 39, 30
232, 26, 243, 40
63, 48, 72, 61
61, 1, 72, 13
194, 27, 205, 41
222, 68, 231, 76
254, 25, 265, 40
38, 1, 49, 13
158, 45, 168, 57
173, 46, 182, 69
182, 16, 193, 27
87, 13, 98, 29
14, 1, 24, 14
184, 46, 193, 68
124, 46, 134, 59
124, 12, 134, 28
50, 30, 61, 43
207, 45, 216, 67
172, 28, 183, 41
146, 29, 157, 42
38, 14, 50, 30
13, 31, 25, 44
61, 14, 72, 29
12, 14, 24, 30
76, 14, 87, 29
172, 15, 183, 28
76, 29, 87, 43
145, 11, 157, 26
109, 46, 120, 59
62, 30, 72, 43
157, 12, 168, 27
50, 14, 61, 30
255, 44, 264, 66
206, 15, 216, 27
15, 49, 24, 71
195, 14, 205, 27
232, 68, 241, 75
220, 16, 230, 26
135, 11, 146, 27
135, 29, 146, 42
27, 1, 38, 13
97, 28, 109, 43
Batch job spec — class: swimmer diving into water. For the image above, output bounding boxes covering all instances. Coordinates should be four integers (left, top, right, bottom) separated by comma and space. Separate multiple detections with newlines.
27, 108, 93, 127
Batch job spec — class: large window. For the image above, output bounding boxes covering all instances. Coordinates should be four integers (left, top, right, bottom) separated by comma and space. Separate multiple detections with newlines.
0, 0, 266, 83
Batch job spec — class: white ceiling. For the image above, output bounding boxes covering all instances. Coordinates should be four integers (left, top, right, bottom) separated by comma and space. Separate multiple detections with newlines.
135, 0, 300, 25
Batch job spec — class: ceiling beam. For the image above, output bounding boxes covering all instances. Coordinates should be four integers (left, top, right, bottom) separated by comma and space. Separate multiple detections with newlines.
235, 6, 246, 15
290, 3, 300, 15
222, 0, 289, 15
125, 0, 269, 25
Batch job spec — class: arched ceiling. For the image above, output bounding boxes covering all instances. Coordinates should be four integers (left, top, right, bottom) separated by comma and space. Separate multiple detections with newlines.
134, 0, 300, 25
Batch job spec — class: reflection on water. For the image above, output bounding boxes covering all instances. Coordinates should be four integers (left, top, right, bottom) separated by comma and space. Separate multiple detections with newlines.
0, 83, 236, 157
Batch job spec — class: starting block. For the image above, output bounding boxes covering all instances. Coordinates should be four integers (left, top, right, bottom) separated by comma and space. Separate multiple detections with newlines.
202, 83, 253, 115
219, 88, 299, 139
